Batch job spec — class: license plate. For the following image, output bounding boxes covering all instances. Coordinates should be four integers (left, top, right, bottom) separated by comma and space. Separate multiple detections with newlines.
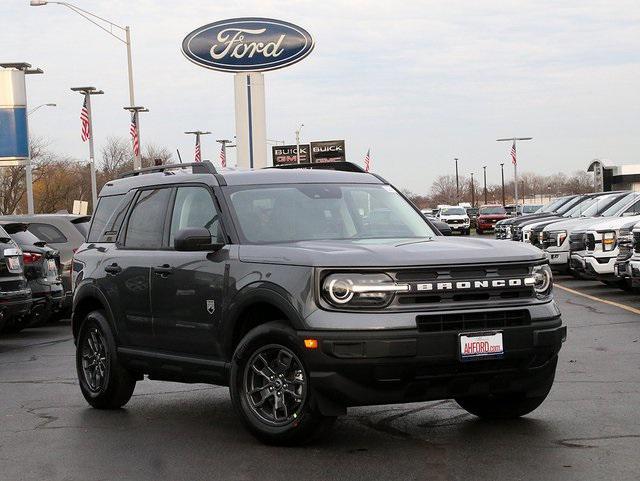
7, 256, 19, 271
47, 259, 57, 274
459, 332, 504, 361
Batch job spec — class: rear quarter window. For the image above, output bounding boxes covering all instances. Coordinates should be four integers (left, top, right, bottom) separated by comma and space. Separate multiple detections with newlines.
87, 194, 127, 243
28, 223, 67, 244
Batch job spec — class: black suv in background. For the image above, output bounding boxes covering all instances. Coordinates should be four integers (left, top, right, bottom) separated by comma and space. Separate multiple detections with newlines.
0, 222, 64, 326
0, 225, 32, 333
72, 162, 565, 444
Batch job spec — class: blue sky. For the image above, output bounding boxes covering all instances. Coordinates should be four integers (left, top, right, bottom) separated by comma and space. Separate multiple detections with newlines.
4, 0, 640, 192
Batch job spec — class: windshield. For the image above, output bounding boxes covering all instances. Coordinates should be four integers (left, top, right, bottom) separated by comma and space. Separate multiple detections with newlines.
580, 194, 626, 217
479, 206, 506, 215
227, 183, 436, 244
441, 207, 467, 216
557, 196, 586, 215
600, 193, 640, 217
541, 197, 571, 213
565, 197, 598, 217
523, 205, 541, 213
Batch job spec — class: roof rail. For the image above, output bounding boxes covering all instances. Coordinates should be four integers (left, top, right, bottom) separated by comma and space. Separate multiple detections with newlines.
270, 161, 366, 173
119, 161, 217, 178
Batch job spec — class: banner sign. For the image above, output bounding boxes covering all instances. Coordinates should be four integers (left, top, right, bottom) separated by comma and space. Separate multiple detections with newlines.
182, 18, 314, 73
272, 144, 309, 165
0, 108, 28, 159
310, 140, 346, 163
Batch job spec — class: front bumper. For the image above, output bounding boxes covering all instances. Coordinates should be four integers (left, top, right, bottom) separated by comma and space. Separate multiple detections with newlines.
299, 317, 565, 408
570, 254, 616, 278
447, 224, 470, 231
545, 250, 569, 269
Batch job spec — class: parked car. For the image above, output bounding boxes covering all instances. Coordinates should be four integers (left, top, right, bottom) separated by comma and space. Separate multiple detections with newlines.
437, 205, 470, 235
420, 210, 452, 235
0, 225, 32, 333
0, 214, 90, 316
0, 222, 64, 326
624, 224, 640, 288
72, 161, 565, 445
569, 196, 640, 282
465, 207, 479, 229
495, 196, 579, 240
537, 192, 635, 273
476, 205, 508, 234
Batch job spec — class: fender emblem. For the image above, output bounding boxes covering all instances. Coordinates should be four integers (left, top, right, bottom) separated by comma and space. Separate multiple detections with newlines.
206, 300, 215, 314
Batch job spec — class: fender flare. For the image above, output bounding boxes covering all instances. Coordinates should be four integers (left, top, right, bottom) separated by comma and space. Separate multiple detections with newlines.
72, 281, 119, 342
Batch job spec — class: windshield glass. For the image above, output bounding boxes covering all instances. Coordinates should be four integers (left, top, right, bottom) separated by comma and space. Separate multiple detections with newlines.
523, 205, 541, 213
601, 193, 639, 217
540, 197, 568, 213
441, 207, 467, 215
479, 206, 506, 215
580, 194, 625, 217
565, 197, 598, 217
557, 197, 585, 215
227, 183, 436, 244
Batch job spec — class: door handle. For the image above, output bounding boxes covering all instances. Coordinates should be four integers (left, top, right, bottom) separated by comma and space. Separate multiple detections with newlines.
154, 264, 174, 275
104, 263, 122, 274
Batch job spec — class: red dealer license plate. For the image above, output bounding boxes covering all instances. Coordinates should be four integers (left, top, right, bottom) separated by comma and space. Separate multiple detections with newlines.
459, 332, 504, 361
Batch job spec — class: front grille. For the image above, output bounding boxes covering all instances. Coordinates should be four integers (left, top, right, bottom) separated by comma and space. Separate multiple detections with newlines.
390, 264, 536, 308
569, 232, 586, 252
416, 309, 531, 333
634, 231, 640, 253
586, 233, 596, 251
447, 219, 464, 225
512, 226, 522, 241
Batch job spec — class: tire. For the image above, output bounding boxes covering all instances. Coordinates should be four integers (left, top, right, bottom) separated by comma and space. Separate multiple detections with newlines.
229, 322, 335, 445
76, 310, 136, 409
455, 373, 554, 419
476, 229, 483, 235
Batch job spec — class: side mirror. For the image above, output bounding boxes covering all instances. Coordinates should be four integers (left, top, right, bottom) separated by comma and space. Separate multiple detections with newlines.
174, 227, 223, 252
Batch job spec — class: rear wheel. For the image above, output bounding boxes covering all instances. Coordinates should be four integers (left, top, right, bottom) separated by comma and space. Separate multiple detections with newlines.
76, 310, 136, 409
230, 322, 335, 445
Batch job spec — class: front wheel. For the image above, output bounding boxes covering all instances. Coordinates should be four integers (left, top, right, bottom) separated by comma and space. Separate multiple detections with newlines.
76, 310, 136, 409
229, 322, 335, 445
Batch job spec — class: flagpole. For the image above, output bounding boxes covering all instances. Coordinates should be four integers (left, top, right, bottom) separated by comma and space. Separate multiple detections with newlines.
71, 86, 103, 212
496, 136, 533, 215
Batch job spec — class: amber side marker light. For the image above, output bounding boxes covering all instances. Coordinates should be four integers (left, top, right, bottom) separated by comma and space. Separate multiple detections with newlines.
304, 339, 318, 349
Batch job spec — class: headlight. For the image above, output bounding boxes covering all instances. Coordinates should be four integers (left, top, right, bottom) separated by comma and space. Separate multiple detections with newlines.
505, 225, 513, 238
322, 273, 408, 308
548, 230, 567, 247
601, 231, 616, 252
531, 264, 553, 297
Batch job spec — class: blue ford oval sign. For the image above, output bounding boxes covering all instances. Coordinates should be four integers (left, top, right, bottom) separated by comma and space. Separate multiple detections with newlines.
182, 18, 314, 73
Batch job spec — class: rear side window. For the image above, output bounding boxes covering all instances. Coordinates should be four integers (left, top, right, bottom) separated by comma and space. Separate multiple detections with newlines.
28, 223, 67, 244
87, 195, 125, 243
124, 188, 172, 249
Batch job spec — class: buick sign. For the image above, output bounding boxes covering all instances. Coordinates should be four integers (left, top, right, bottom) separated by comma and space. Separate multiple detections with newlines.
182, 18, 314, 72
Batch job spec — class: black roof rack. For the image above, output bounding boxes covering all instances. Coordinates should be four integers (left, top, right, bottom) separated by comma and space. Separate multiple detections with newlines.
119, 161, 217, 178
270, 161, 366, 173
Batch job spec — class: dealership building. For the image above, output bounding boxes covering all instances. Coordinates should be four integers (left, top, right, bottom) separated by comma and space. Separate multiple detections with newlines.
588, 159, 640, 192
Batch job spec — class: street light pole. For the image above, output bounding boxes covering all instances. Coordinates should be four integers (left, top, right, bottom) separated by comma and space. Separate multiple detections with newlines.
500, 163, 505, 206
71, 86, 103, 211
454, 158, 459, 203
482, 165, 487, 205
470, 173, 475, 208
295, 123, 304, 163
185, 131, 211, 161
27, 103, 56, 116
124, 106, 148, 166
31, 1, 140, 168
496, 137, 533, 213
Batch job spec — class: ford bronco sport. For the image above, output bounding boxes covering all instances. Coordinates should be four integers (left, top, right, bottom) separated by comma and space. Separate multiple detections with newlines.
72, 161, 566, 445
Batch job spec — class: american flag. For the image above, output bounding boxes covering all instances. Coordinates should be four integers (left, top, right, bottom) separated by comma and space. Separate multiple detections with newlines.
364, 148, 371, 172
510, 140, 517, 165
194, 137, 201, 162
80, 95, 90, 142
219, 143, 226, 168
130, 113, 139, 156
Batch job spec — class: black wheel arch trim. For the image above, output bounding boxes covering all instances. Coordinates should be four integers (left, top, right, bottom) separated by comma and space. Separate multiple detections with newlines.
72, 281, 119, 344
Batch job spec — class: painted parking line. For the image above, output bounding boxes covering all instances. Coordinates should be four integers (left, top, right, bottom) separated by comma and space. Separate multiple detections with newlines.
555, 283, 640, 316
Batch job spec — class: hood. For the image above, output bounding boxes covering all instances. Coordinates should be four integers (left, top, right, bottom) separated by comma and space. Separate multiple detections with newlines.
440, 214, 468, 220
586, 215, 640, 232
478, 214, 508, 221
517, 214, 562, 229
239, 238, 544, 267
541, 217, 604, 233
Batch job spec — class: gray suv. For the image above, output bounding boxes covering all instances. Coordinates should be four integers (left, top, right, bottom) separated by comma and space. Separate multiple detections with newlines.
72, 162, 566, 445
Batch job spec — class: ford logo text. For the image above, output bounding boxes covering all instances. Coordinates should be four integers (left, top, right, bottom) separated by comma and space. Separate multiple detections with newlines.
182, 18, 314, 72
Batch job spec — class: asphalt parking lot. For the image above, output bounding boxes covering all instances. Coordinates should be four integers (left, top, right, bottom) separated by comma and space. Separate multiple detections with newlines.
0, 276, 638, 481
